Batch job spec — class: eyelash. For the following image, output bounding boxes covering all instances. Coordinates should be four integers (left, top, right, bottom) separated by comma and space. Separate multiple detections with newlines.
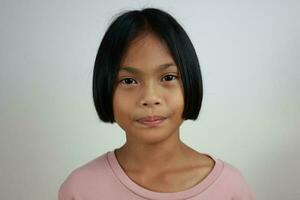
119, 74, 178, 85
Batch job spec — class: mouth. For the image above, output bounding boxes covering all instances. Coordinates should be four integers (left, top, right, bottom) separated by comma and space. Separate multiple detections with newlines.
136, 116, 167, 127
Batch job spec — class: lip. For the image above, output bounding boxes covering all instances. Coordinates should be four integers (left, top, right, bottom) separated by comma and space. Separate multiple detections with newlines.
136, 116, 166, 127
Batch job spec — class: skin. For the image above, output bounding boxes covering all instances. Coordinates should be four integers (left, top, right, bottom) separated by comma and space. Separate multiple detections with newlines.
112, 32, 215, 192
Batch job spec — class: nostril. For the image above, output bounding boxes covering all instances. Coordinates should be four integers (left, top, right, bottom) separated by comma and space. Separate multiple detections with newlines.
141, 99, 161, 106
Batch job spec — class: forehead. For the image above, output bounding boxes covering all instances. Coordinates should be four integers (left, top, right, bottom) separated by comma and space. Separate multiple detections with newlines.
120, 33, 175, 71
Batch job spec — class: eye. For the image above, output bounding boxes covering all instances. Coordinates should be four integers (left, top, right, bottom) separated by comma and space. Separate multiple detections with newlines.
162, 74, 178, 82
120, 78, 137, 85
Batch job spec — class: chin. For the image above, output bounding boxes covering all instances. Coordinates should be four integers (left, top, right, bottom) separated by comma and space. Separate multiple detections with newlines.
131, 127, 178, 144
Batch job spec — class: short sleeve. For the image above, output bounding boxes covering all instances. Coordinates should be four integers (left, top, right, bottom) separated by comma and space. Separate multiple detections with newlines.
239, 181, 256, 200
58, 179, 80, 200
236, 171, 256, 200
58, 181, 72, 200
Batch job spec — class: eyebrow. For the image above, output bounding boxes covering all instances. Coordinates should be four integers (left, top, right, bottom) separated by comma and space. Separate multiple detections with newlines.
119, 63, 177, 74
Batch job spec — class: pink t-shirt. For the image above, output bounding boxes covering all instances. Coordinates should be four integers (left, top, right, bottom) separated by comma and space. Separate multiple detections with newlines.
58, 149, 256, 200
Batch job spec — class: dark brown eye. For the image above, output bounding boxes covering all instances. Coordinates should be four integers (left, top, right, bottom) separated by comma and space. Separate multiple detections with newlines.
120, 78, 137, 85
162, 75, 177, 82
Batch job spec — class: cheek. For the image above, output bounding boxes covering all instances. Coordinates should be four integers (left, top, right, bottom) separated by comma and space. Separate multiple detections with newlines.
165, 88, 184, 115
113, 90, 134, 118
113, 91, 138, 132
173, 93, 184, 110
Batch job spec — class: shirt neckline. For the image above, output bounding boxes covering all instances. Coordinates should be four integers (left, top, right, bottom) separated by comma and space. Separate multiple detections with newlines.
106, 149, 224, 200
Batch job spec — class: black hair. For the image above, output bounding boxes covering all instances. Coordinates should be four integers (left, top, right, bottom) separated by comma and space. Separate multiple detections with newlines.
93, 7, 203, 123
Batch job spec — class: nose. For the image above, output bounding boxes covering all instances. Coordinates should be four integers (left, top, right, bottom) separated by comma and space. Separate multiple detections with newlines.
139, 83, 162, 107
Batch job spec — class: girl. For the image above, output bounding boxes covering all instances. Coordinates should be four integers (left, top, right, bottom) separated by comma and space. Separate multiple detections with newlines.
58, 8, 256, 200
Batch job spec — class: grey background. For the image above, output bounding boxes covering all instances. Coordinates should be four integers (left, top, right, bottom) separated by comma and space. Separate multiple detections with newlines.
1, 0, 299, 199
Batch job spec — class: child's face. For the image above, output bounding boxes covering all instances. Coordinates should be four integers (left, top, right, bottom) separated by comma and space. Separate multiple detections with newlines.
112, 33, 184, 144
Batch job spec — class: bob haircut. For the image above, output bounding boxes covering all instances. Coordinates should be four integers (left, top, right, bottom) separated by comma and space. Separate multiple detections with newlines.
93, 8, 203, 123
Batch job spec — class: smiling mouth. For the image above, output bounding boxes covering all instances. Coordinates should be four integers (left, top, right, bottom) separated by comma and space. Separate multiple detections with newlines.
136, 118, 166, 127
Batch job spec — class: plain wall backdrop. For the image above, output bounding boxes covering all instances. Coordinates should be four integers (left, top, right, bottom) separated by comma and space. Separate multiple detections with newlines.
1, 0, 299, 199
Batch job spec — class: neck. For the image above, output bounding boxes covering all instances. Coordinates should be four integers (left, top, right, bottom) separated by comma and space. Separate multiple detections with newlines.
115, 132, 195, 175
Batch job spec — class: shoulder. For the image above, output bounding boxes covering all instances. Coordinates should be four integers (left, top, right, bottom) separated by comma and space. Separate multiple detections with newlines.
218, 160, 256, 200
64, 152, 109, 184
221, 160, 251, 187
58, 152, 111, 199
221, 160, 246, 180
